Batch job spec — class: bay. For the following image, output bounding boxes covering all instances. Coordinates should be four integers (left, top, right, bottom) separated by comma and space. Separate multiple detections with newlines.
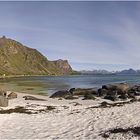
0, 75, 140, 96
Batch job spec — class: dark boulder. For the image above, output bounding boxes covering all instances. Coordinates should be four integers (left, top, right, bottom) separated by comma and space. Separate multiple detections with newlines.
127, 91, 135, 98
130, 85, 140, 92
98, 88, 108, 97
100, 101, 109, 107
69, 88, 75, 94
137, 87, 140, 92
126, 86, 140, 98
50, 90, 70, 98
104, 90, 118, 101
73, 88, 97, 96
118, 94, 128, 100
101, 83, 130, 101
102, 85, 117, 90
127, 85, 140, 97
83, 93, 96, 100
104, 95, 117, 101
64, 95, 78, 100
102, 83, 130, 94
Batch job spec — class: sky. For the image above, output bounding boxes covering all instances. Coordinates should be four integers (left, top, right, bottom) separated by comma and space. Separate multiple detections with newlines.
0, 1, 140, 71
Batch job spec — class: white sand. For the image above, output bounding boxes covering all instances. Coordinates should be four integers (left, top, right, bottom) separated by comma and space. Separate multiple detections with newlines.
0, 92, 140, 139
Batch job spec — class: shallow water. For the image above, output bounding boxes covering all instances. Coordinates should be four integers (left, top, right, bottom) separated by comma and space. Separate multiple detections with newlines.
0, 75, 140, 96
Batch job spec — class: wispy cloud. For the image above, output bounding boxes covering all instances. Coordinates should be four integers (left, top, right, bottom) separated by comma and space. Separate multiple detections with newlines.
0, 2, 140, 70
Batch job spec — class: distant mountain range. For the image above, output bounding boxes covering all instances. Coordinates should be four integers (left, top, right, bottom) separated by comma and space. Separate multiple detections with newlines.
80, 70, 112, 75
116, 69, 140, 75
80, 68, 140, 75
0, 36, 73, 75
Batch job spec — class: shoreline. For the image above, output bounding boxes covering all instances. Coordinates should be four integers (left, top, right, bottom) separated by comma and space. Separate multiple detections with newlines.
0, 74, 139, 99
0, 74, 78, 80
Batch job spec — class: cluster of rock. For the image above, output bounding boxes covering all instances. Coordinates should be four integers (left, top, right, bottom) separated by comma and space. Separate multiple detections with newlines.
50, 83, 140, 101
1, 82, 140, 107
0, 91, 17, 107
97, 83, 140, 101
50, 88, 96, 100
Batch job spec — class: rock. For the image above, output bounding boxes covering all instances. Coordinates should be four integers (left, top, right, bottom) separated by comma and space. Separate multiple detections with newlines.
117, 83, 130, 92
130, 85, 140, 92
50, 90, 70, 98
127, 86, 140, 98
69, 88, 75, 94
73, 88, 97, 96
83, 93, 96, 100
8, 92, 17, 99
23, 96, 46, 101
104, 90, 118, 101
0, 96, 8, 107
127, 91, 135, 98
102, 83, 130, 94
98, 88, 108, 97
102, 85, 117, 90
100, 101, 108, 107
118, 94, 128, 100
102, 132, 110, 138
137, 87, 140, 92
104, 95, 117, 101
101, 83, 130, 101
127, 85, 140, 97
64, 95, 78, 100
128, 88, 135, 93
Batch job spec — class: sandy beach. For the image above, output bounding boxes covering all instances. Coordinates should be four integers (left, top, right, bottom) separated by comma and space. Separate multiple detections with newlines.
0, 91, 139, 139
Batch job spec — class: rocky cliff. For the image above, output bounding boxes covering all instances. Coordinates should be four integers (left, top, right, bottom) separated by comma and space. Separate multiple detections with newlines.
0, 36, 72, 75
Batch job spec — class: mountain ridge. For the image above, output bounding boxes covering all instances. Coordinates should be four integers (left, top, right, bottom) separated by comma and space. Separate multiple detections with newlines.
0, 36, 72, 75
80, 68, 140, 75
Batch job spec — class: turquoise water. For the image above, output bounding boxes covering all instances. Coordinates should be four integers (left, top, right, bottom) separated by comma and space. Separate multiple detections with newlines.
0, 75, 140, 96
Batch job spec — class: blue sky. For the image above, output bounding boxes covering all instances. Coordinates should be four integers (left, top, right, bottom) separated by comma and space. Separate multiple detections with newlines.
0, 1, 140, 71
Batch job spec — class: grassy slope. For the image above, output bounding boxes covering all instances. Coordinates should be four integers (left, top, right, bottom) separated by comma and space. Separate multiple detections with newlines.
0, 37, 72, 75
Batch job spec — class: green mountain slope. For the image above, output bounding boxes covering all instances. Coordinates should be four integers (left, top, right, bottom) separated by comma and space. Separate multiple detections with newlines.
0, 36, 72, 75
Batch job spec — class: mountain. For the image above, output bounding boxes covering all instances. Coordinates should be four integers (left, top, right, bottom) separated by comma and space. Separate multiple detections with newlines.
0, 36, 72, 75
117, 68, 140, 75
80, 68, 140, 75
80, 70, 114, 75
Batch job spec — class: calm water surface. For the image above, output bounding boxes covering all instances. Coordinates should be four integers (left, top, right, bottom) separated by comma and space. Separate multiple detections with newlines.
0, 75, 140, 96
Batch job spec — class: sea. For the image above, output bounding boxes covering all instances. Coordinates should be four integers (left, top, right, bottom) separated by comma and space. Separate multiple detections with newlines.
0, 74, 140, 96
